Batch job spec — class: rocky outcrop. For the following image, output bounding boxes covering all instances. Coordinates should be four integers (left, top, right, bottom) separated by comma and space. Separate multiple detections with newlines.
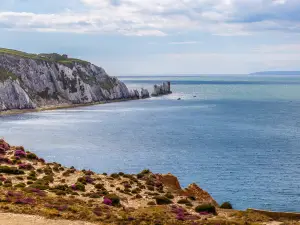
183, 183, 218, 206
151, 81, 172, 97
0, 49, 139, 112
156, 173, 182, 191
140, 88, 150, 99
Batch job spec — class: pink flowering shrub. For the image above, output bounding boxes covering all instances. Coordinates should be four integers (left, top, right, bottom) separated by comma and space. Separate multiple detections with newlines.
15, 150, 26, 158
0, 139, 10, 151
45, 204, 68, 211
0, 147, 6, 155
18, 163, 33, 170
26, 188, 47, 197
103, 197, 113, 206
93, 207, 102, 216
0, 157, 12, 164
15, 198, 35, 205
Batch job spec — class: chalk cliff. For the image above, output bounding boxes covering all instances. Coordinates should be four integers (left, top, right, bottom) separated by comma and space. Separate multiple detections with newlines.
0, 49, 139, 111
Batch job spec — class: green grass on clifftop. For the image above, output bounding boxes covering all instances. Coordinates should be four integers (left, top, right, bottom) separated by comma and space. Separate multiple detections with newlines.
0, 48, 90, 67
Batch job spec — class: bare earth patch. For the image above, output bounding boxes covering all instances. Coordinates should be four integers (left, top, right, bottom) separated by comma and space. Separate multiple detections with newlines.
0, 213, 96, 225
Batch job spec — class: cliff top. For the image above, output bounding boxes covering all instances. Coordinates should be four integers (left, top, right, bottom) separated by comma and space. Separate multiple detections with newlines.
0, 48, 89, 66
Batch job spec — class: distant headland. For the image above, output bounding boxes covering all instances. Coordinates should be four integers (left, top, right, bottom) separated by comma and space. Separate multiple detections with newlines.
250, 71, 300, 75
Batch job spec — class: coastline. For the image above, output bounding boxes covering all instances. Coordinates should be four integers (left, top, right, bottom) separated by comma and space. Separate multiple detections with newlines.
0, 97, 141, 116
0, 138, 298, 224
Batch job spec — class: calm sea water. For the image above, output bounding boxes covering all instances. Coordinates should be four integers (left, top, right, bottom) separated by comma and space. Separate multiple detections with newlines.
1, 75, 300, 212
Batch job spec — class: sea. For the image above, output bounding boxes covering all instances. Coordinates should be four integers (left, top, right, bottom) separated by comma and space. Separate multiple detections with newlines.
1, 75, 300, 212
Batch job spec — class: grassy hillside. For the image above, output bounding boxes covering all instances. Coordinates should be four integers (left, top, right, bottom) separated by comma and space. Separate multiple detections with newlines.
0, 48, 89, 66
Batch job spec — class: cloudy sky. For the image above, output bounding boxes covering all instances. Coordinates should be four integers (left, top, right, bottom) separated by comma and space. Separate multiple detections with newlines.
0, 0, 300, 75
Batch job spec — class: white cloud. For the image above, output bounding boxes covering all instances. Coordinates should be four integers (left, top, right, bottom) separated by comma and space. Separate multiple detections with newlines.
0, 0, 300, 36
169, 41, 200, 45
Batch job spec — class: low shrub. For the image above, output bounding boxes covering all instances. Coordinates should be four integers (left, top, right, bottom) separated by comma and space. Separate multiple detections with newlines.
14, 150, 26, 158
0, 166, 24, 174
94, 183, 104, 190
147, 185, 155, 191
155, 196, 172, 205
18, 163, 33, 170
27, 152, 38, 160
147, 201, 156, 206
177, 199, 191, 205
165, 192, 174, 199
110, 173, 119, 179
77, 176, 94, 184
43, 167, 53, 175
188, 196, 196, 201
104, 194, 120, 206
220, 201, 233, 209
71, 182, 85, 192
137, 169, 150, 179
27, 176, 37, 181
42, 175, 54, 183
195, 204, 216, 215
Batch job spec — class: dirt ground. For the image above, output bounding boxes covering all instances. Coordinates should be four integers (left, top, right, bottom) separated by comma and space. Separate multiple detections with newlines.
0, 213, 96, 225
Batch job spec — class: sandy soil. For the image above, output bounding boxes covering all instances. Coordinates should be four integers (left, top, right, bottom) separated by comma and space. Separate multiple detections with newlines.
0, 213, 96, 225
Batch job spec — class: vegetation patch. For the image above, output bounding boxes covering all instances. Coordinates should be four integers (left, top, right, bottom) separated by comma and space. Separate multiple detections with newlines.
220, 201, 233, 209
0, 166, 24, 175
195, 204, 217, 215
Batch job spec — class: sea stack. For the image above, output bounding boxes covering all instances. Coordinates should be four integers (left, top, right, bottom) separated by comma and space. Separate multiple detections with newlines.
140, 88, 150, 99
151, 81, 172, 97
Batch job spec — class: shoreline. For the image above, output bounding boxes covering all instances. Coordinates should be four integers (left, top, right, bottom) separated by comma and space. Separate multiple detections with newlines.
0, 97, 141, 116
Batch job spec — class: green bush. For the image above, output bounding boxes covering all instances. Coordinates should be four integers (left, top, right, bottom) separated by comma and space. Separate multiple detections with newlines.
220, 202, 233, 209
164, 192, 174, 199
15, 183, 26, 188
27, 152, 38, 160
188, 196, 196, 201
94, 183, 104, 190
42, 175, 54, 183
74, 182, 85, 192
27, 176, 37, 181
177, 199, 192, 205
147, 185, 155, 191
155, 196, 172, 205
147, 201, 156, 206
110, 173, 119, 179
195, 204, 216, 214
137, 169, 150, 179
0, 166, 24, 174
105, 194, 120, 206
43, 167, 53, 175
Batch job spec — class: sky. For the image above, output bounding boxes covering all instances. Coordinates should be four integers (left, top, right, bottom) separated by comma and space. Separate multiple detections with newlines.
1, 0, 300, 75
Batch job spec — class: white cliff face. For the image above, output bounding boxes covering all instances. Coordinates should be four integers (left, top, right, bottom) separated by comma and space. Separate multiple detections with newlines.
0, 53, 136, 111
0, 79, 36, 111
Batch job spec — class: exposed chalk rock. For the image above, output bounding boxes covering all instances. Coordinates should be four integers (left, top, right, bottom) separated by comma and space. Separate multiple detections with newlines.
0, 50, 137, 112
151, 81, 172, 97
140, 88, 150, 99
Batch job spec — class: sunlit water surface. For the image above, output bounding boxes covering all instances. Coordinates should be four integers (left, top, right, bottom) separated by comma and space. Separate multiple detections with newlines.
1, 75, 300, 211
